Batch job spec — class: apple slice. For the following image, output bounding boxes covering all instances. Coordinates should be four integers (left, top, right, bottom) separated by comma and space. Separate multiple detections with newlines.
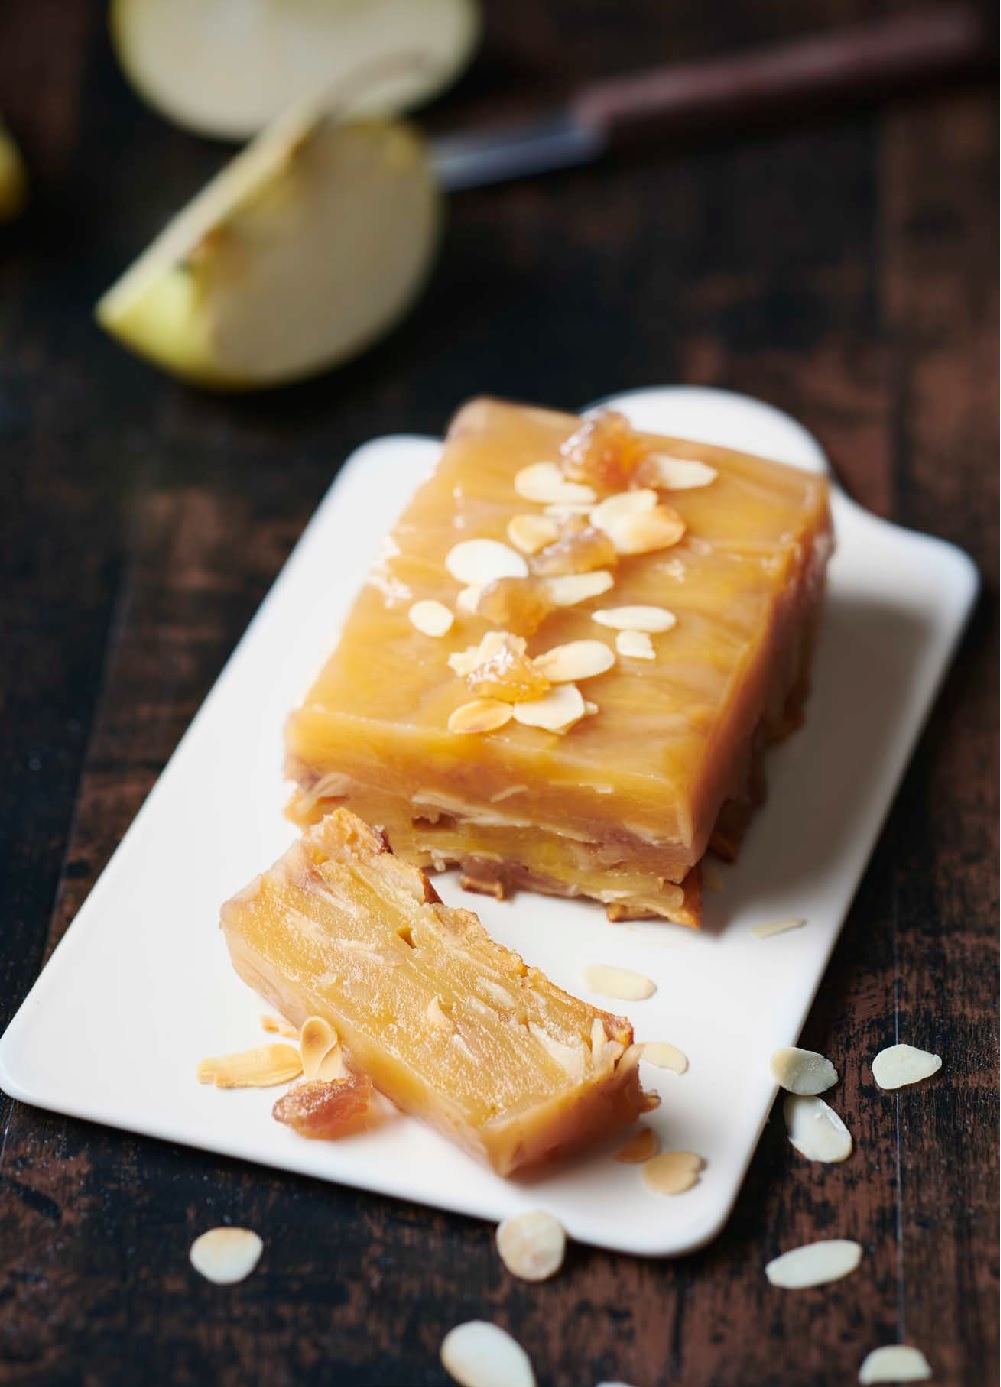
95, 104, 440, 389
111, 0, 480, 139
0, 121, 27, 223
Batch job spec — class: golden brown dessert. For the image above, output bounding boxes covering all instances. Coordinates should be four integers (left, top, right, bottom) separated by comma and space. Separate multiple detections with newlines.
221, 809, 655, 1176
285, 399, 833, 924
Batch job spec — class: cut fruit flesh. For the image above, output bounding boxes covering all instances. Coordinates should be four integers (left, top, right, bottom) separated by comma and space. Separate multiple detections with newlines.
96, 107, 439, 389
221, 808, 655, 1176
111, 0, 480, 139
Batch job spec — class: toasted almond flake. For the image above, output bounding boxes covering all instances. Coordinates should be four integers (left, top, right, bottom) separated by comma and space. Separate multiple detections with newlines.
445, 539, 528, 586
615, 1127, 660, 1163
427, 995, 454, 1031
592, 604, 677, 633
514, 461, 595, 506
784, 1094, 853, 1163
604, 504, 685, 555
765, 1239, 863, 1289
543, 570, 615, 607
455, 584, 485, 615
646, 454, 718, 490
495, 1210, 566, 1282
299, 1015, 338, 1080
641, 1041, 689, 1074
448, 699, 513, 735
408, 599, 454, 637
858, 1346, 932, 1384
507, 514, 559, 553
590, 488, 658, 530
196, 1044, 303, 1089
771, 1046, 838, 1095
751, 916, 807, 939
533, 640, 615, 683
441, 1320, 536, 1387
189, 1227, 263, 1285
317, 1044, 348, 1080
513, 683, 586, 733
260, 1014, 297, 1039
642, 1150, 704, 1195
871, 1043, 942, 1090
583, 963, 657, 1002
615, 630, 655, 661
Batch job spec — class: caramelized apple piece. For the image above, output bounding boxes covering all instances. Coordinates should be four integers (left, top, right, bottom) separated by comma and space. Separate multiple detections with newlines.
530, 523, 617, 577
559, 409, 647, 491
272, 1075, 373, 1139
465, 634, 550, 702
474, 576, 554, 636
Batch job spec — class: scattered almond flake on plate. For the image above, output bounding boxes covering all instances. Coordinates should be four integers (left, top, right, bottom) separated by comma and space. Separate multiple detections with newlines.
604, 504, 685, 555
765, 1238, 863, 1289
189, 1227, 263, 1285
260, 1013, 297, 1039
871, 1043, 942, 1090
770, 1046, 838, 1095
495, 1210, 566, 1282
513, 683, 586, 733
196, 1044, 303, 1089
514, 460, 595, 507
408, 599, 454, 637
592, 604, 677, 633
641, 1041, 689, 1074
645, 454, 718, 490
448, 699, 513, 735
507, 513, 558, 554
543, 570, 615, 607
441, 1320, 536, 1387
642, 1150, 704, 1195
784, 1094, 852, 1163
751, 916, 807, 939
583, 963, 657, 1002
445, 539, 528, 585
298, 1015, 338, 1080
590, 488, 658, 530
858, 1345, 933, 1384
615, 1127, 660, 1163
616, 630, 655, 661
533, 640, 615, 683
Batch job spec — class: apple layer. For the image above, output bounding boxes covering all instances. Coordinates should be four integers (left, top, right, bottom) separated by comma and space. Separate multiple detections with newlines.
221, 809, 655, 1175
285, 398, 833, 924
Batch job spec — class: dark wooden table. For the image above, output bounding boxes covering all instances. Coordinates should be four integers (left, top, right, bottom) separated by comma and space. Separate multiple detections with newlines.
1, 2, 997, 1383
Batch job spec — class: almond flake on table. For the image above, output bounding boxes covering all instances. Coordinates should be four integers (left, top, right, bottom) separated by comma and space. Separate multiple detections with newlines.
441, 1320, 536, 1387
445, 539, 528, 585
784, 1094, 852, 1163
764, 1238, 862, 1289
514, 461, 595, 506
646, 454, 718, 489
495, 1210, 566, 1282
592, 604, 677, 632
871, 1043, 942, 1090
751, 916, 807, 939
196, 1043, 303, 1088
615, 1127, 660, 1163
408, 599, 454, 637
583, 963, 657, 1001
260, 1014, 297, 1039
770, 1045, 838, 1095
641, 1041, 688, 1074
642, 1150, 704, 1195
616, 630, 655, 661
298, 1015, 339, 1080
533, 640, 615, 683
858, 1345, 932, 1384
189, 1227, 263, 1285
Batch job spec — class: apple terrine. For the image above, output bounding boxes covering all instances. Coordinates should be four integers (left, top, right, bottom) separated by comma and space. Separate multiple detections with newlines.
285, 399, 834, 926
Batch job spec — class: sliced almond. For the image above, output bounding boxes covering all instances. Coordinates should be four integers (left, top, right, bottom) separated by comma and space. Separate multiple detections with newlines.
583, 963, 657, 1002
641, 1041, 689, 1075
533, 640, 615, 684
543, 570, 614, 607
514, 461, 595, 506
646, 454, 718, 490
512, 683, 586, 733
260, 1013, 297, 1039
604, 504, 685, 555
615, 1127, 660, 1163
615, 630, 655, 661
592, 605, 677, 633
590, 488, 658, 530
784, 1094, 852, 1163
189, 1227, 263, 1285
299, 1015, 338, 1080
765, 1239, 863, 1289
445, 539, 528, 585
751, 916, 807, 939
196, 1043, 303, 1089
448, 699, 513, 734
771, 1046, 838, 1095
317, 1044, 348, 1081
858, 1346, 932, 1384
495, 1210, 566, 1282
507, 513, 558, 554
455, 584, 485, 615
642, 1150, 704, 1195
408, 599, 454, 637
871, 1043, 942, 1090
542, 501, 594, 520
441, 1321, 536, 1387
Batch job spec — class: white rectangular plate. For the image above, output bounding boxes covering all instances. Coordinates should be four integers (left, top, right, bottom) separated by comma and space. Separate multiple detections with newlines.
0, 388, 977, 1257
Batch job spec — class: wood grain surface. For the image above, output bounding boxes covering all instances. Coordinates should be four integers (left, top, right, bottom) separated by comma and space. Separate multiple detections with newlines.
0, 2, 997, 1384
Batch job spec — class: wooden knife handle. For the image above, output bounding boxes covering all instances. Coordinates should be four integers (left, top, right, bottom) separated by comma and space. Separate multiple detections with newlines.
571, 8, 990, 144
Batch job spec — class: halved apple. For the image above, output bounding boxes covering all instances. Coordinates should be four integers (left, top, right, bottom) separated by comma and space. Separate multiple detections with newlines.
0, 121, 27, 223
96, 105, 440, 389
111, 0, 480, 139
